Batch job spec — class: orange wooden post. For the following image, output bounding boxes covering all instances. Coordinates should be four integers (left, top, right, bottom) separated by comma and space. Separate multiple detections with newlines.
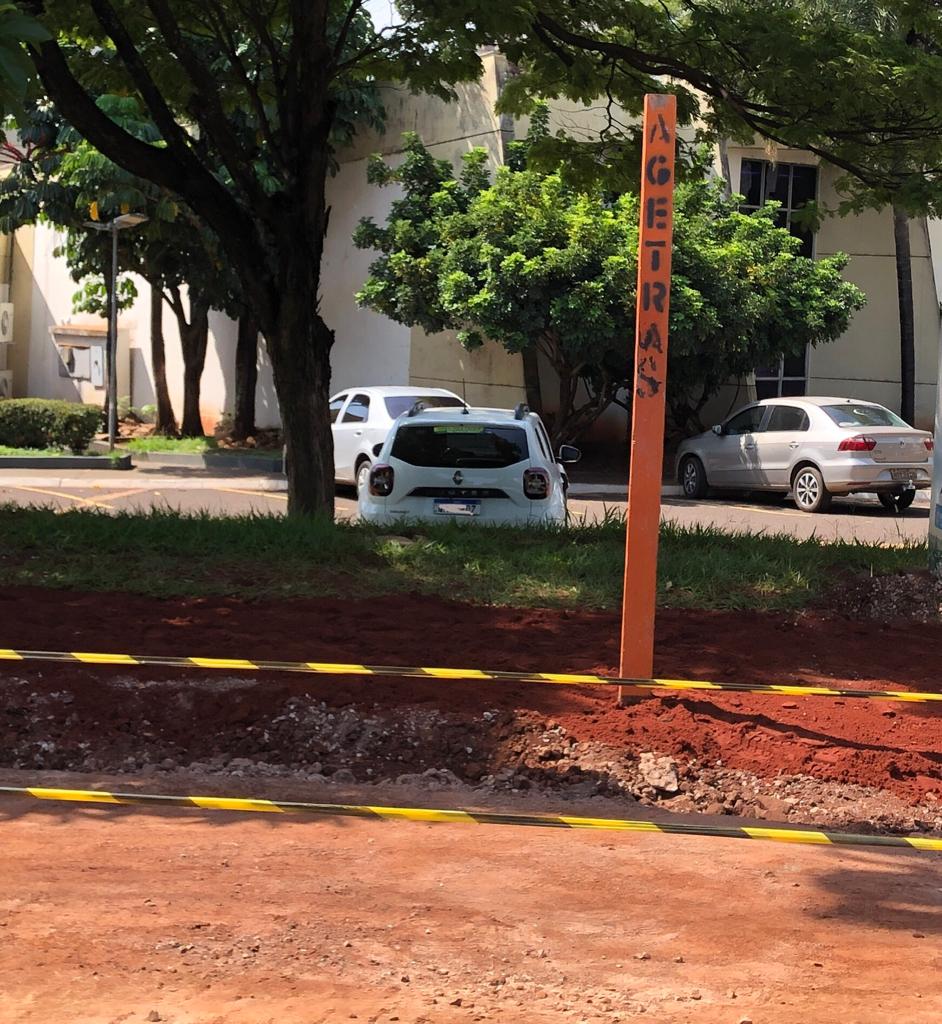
618, 94, 677, 698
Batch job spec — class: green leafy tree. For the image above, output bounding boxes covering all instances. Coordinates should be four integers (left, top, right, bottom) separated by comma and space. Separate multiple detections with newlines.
17, 0, 474, 515
355, 134, 865, 444
410, 1, 942, 425
0, 95, 254, 436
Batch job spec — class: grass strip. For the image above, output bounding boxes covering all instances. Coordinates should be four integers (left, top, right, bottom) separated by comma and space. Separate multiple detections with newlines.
0, 505, 925, 611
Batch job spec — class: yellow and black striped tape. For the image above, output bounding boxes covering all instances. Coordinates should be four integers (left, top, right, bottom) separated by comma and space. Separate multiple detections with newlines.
1, 785, 939, 851
0, 647, 940, 705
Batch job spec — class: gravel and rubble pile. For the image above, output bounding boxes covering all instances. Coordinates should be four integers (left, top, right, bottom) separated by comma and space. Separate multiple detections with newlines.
841, 570, 942, 623
3, 682, 939, 837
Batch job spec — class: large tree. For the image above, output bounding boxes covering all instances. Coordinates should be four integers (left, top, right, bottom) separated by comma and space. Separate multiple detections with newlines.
16, 0, 471, 515
356, 134, 865, 444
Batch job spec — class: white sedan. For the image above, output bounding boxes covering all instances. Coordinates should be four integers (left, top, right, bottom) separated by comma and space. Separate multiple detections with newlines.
329, 386, 466, 491
359, 404, 581, 526
676, 396, 933, 513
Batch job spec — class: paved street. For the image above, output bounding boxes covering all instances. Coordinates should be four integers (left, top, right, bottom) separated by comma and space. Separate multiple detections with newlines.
0, 467, 932, 544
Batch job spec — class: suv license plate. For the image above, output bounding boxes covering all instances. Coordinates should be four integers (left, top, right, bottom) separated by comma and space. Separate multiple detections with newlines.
890, 469, 917, 483
434, 499, 481, 517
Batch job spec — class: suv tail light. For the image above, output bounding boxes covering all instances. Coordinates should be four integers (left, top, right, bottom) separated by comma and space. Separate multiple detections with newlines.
523, 467, 551, 499
368, 464, 394, 497
926, 438, 935, 452
838, 435, 877, 452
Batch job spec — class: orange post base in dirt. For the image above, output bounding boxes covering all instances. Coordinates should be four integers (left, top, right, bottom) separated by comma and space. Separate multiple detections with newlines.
618, 94, 677, 700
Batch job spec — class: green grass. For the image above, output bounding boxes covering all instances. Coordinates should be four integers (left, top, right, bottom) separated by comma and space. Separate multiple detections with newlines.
0, 445, 123, 460
125, 436, 218, 454
0, 505, 926, 611
0, 444, 67, 457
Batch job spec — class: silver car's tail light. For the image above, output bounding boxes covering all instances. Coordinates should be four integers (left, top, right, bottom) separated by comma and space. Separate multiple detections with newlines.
837, 435, 877, 452
926, 439, 935, 452
369, 464, 395, 496
523, 467, 551, 499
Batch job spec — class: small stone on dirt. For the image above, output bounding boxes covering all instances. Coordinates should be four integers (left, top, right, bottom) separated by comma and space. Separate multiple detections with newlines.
638, 753, 679, 794
146, 1013, 161, 1022
332, 768, 356, 784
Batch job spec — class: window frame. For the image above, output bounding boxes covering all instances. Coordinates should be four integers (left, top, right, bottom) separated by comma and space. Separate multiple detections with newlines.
329, 393, 349, 424
724, 404, 768, 435
764, 404, 811, 433
340, 393, 371, 424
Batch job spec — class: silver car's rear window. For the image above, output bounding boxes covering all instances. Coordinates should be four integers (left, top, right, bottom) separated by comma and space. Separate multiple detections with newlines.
391, 424, 529, 468
823, 404, 908, 429
383, 396, 465, 418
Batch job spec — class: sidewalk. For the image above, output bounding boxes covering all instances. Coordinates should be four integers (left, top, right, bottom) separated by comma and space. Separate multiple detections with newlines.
0, 465, 682, 497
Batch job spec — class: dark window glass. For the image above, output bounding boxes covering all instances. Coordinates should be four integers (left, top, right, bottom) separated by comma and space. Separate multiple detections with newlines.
767, 165, 790, 204
782, 352, 807, 377
740, 160, 764, 207
725, 406, 765, 434
823, 404, 907, 428
755, 379, 779, 401
780, 379, 807, 397
383, 395, 465, 419
329, 395, 348, 424
765, 406, 809, 432
790, 165, 818, 207
391, 424, 529, 468
341, 394, 370, 423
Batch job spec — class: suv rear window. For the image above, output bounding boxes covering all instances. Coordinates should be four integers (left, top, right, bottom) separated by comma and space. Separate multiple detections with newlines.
823, 404, 907, 428
391, 424, 529, 468
384, 396, 465, 418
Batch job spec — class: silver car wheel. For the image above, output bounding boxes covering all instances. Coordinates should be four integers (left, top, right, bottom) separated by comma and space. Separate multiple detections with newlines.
682, 460, 698, 495
795, 470, 819, 509
356, 461, 371, 495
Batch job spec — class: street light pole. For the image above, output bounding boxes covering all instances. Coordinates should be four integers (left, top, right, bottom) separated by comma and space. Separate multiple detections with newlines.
83, 211, 148, 453
107, 221, 119, 451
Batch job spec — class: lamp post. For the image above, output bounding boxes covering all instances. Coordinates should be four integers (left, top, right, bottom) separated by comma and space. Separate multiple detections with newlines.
83, 212, 148, 450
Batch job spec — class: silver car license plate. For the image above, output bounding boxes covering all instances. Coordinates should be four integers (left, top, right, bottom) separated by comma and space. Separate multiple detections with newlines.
890, 468, 917, 483
434, 499, 481, 517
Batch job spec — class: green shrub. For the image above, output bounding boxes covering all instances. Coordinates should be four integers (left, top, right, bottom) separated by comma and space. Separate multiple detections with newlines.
0, 398, 102, 452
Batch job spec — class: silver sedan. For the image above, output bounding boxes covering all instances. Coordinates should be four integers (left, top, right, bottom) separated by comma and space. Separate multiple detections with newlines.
676, 397, 934, 513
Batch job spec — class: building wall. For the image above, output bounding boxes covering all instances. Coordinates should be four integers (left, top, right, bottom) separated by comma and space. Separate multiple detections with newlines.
724, 145, 940, 431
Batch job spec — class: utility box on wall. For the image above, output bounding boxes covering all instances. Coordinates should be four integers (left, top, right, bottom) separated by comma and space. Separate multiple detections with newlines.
50, 324, 123, 405
0, 302, 12, 394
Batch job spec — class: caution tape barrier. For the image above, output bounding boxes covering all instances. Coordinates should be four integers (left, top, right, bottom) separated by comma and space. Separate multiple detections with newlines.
1, 785, 939, 851
1, 647, 940, 705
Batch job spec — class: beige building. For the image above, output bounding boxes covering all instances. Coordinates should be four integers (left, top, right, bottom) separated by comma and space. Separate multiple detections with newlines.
1, 51, 938, 439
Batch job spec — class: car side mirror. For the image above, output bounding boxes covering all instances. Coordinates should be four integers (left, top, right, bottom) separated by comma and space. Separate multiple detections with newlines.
372, 443, 383, 457
711, 424, 724, 436
557, 444, 582, 464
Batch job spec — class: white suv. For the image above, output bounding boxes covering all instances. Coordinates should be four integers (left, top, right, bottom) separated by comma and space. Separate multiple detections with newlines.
329, 386, 466, 490
359, 404, 581, 527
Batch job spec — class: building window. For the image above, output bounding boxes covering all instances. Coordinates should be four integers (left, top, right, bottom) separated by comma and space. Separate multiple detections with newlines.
741, 160, 818, 398
739, 159, 818, 258
754, 350, 809, 400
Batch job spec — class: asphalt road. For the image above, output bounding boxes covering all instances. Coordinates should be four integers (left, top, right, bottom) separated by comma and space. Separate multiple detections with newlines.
0, 469, 931, 544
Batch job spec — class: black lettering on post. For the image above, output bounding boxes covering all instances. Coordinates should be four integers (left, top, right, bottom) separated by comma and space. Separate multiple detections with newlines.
645, 197, 669, 230
644, 240, 666, 271
648, 113, 671, 144
639, 322, 663, 352
641, 282, 667, 314
645, 154, 672, 186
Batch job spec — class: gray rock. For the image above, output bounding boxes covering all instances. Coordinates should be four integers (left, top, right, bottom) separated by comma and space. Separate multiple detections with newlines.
638, 752, 679, 794
331, 768, 356, 784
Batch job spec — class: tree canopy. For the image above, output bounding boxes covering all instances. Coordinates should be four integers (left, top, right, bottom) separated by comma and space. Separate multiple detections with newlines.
355, 133, 865, 443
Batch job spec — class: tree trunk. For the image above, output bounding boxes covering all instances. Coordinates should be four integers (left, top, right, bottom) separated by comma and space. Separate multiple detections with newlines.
166, 287, 211, 437
521, 347, 543, 415
233, 314, 259, 441
267, 310, 335, 518
892, 204, 916, 425
149, 285, 177, 436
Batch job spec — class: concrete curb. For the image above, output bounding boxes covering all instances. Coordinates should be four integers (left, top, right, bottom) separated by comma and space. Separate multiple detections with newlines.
0, 454, 133, 471
0, 474, 288, 491
127, 450, 284, 472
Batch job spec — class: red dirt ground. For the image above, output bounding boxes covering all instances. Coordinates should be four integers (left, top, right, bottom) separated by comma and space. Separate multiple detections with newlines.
1, 586, 940, 804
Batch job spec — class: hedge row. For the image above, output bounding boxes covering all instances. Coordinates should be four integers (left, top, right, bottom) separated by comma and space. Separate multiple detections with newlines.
0, 399, 102, 452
